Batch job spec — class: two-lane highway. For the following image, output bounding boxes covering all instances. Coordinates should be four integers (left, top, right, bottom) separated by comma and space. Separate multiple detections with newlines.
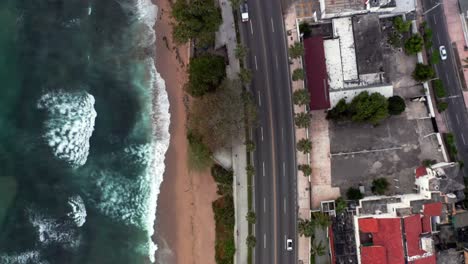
238, 0, 297, 263
422, 0, 468, 175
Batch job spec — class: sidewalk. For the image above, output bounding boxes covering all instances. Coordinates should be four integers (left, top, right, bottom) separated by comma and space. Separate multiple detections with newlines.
284, 5, 311, 264
216, 1, 247, 263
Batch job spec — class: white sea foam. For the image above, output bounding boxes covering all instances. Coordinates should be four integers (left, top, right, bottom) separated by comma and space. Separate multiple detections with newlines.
0, 251, 49, 264
27, 207, 82, 250
67, 195, 87, 227
37, 90, 97, 168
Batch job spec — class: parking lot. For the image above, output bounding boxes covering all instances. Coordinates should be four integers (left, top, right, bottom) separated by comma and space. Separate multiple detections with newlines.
329, 114, 444, 195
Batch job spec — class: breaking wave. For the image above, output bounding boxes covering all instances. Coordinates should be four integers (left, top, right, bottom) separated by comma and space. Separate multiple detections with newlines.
37, 90, 97, 168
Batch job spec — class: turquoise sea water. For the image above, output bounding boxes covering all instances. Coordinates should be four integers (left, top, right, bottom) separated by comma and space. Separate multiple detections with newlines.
0, 0, 170, 263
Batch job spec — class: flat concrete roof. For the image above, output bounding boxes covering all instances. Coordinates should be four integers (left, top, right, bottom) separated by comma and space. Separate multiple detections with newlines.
352, 14, 384, 75
324, 38, 344, 90
333, 17, 358, 81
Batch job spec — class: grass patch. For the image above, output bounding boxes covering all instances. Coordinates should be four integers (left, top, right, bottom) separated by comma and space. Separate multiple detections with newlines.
444, 133, 458, 161
433, 79, 447, 98
212, 165, 236, 264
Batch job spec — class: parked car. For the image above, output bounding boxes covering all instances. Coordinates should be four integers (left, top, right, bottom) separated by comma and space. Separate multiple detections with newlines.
439, 45, 447, 60
240, 2, 249, 22
286, 239, 293, 251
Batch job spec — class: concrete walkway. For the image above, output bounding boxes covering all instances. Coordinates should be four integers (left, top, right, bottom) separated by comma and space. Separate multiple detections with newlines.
216, 1, 248, 263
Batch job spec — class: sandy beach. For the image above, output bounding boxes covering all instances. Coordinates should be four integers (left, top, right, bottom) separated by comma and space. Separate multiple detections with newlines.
152, 1, 218, 264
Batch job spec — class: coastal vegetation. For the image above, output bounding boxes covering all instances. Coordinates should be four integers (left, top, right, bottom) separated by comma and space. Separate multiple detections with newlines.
186, 54, 226, 97
212, 165, 236, 264
188, 79, 257, 153
172, 0, 222, 46
188, 130, 213, 170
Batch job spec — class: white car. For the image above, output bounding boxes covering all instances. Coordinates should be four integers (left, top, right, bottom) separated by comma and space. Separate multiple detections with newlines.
439, 46, 447, 60
286, 239, 293, 251
240, 2, 249, 22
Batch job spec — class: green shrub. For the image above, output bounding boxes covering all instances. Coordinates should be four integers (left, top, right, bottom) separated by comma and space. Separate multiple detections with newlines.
404, 34, 424, 55
372, 178, 390, 195
433, 79, 447, 98
298, 164, 312, 176
413, 63, 435, 82
387, 96, 406, 115
437, 101, 448, 112
289, 42, 304, 58
293, 89, 310, 106
393, 16, 411, 33
444, 133, 458, 161
297, 138, 312, 153
431, 52, 440, 64
346, 187, 363, 200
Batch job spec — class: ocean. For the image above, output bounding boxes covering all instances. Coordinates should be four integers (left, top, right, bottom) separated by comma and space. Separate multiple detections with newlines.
0, 0, 170, 263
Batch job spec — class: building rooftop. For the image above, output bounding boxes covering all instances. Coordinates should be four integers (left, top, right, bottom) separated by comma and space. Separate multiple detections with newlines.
333, 17, 358, 81
352, 14, 384, 75
359, 196, 401, 215
304, 36, 331, 110
324, 0, 365, 15
361, 246, 386, 264
404, 214, 426, 257
423, 202, 443, 216
361, 217, 405, 264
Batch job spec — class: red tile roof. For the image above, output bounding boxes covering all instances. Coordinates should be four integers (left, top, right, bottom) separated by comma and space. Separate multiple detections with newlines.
409, 255, 436, 264
359, 218, 379, 233
361, 218, 405, 264
404, 214, 426, 257
361, 246, 387, 264
423, 203, 442, 216
421, 216, 432, 233
303, 37, 330, 110
415, 166, 428, 178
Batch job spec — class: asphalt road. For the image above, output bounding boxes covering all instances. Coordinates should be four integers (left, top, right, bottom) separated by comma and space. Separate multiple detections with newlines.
421, 0, 468, 175
238, 1, 297, 263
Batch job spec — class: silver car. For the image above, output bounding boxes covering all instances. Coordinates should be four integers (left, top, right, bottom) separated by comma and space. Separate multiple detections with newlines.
439, 46, 447, 60
286, 239, 293, 251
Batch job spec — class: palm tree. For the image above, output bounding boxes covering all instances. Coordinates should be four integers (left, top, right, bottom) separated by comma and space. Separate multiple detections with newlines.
298, 218, 314, 237
311, 212, 331, 228
294, 112, 311, 128
296, 138, 312, 154
310, 240, 326, 257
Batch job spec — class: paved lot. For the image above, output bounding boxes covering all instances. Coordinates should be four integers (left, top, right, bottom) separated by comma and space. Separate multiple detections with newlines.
329, 115, 443, 195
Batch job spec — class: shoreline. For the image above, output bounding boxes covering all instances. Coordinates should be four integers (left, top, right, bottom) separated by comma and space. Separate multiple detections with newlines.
152, 1, 218, 263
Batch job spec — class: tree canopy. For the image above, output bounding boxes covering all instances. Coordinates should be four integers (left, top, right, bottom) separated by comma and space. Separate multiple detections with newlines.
298, 219, 315, 237
387, 96, 406, 115
187, 54, 226, 97
188, 79, 257, 152
298, 164, 312, 176
393, 16, 411, 33
404, 34, 424, 55
346, 187, 363, 200
372, 178, 390, 195
172, 0, 222, 46
412, 63, 435, 82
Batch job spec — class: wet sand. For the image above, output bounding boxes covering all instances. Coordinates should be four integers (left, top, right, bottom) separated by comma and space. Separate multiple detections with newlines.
152, 1, 218, 263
